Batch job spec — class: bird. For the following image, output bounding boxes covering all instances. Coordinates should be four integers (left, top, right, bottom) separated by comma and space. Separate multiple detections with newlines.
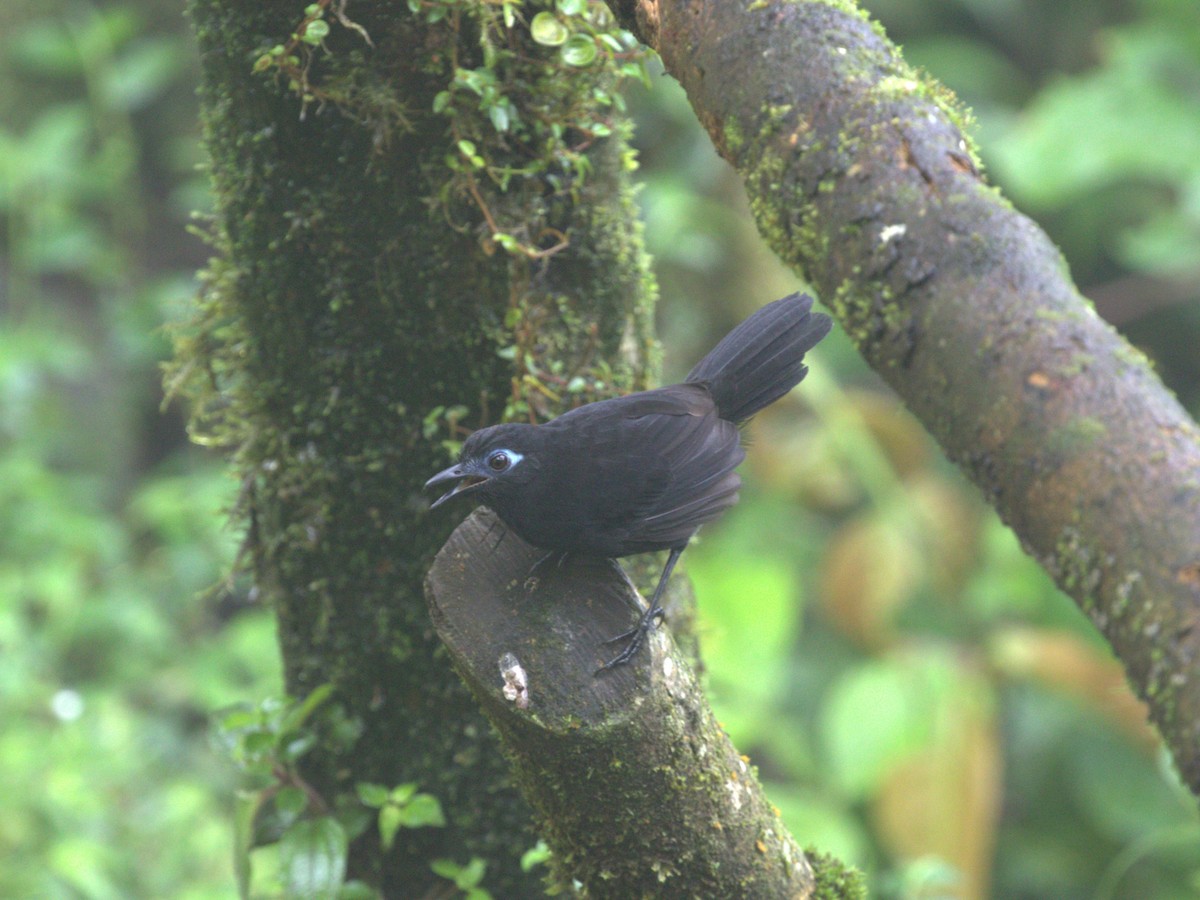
425, 293, 832, 672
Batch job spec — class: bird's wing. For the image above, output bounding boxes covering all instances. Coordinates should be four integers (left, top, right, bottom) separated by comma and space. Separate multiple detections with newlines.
556, 385, 744, 552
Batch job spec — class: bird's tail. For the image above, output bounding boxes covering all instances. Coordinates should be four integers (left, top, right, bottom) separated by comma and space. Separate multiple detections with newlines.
685, 293, 832, 424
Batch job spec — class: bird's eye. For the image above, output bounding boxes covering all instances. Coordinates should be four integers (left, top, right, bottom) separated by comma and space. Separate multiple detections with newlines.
487, 451, 511, 472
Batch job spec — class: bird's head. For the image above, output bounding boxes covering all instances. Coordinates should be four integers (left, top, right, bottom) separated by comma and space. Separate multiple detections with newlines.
425, 423, 540, 510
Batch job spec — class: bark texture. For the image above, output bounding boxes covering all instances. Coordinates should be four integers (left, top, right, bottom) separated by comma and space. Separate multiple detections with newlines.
426, 508, 819, 898
186, 0, 654, 892
609, 0, 1200, 792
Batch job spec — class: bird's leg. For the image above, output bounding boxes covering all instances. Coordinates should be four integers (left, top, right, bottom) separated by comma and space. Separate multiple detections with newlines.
595, 547, 683, 674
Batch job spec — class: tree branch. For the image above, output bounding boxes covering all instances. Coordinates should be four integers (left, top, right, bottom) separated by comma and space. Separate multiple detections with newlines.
610, 0, 1200, 792
425, 508, 852, 897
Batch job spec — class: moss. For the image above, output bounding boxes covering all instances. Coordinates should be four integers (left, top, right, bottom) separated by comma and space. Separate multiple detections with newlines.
183, 0, 660, 893
806, 848, 867, 899
1058, 352, 1095, 378
723, 116, 745, 155
1047, 416, 1106, 460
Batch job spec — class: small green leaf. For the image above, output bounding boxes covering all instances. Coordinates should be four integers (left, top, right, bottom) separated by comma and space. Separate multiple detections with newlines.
560, 35, 597, 66
378, 803, 404, 850
282, 683, 335, 733
521, 839, 552, 872
280, 818, 348, 899
276, 785, 309, 818
458, 857, 487, 888
233, 790, 262, 897
243, 730, 276, 756
431, 856, 488, 890
301, 19, 330, 45
281, 733, 317, 762
530, 12, 569, 46
558, 0, 587, 15
430, 858, 461, 880
488, 103, 510, 133
493, 233, 520, 254
389, 782, 418, 805
398, 793, 446, 828
355, 782, 389, 808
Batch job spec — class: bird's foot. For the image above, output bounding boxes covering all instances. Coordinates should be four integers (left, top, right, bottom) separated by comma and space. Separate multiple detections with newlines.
594, 605, 664, 674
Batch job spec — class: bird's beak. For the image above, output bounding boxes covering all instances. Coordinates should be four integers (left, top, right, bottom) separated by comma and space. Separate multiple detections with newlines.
425, 461, 488, 510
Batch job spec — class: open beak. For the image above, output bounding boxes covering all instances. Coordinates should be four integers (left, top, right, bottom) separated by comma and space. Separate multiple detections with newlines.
425, 461, 489, 510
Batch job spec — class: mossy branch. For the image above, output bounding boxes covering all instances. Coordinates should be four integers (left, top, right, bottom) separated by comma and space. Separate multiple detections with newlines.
608, 0, 1200, 794
425, 508, 864, 898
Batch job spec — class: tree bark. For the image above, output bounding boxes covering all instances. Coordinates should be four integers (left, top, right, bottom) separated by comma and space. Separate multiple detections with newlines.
183, 0, 655, 892
426, 508, 819, 898
609, 0, 1200, 793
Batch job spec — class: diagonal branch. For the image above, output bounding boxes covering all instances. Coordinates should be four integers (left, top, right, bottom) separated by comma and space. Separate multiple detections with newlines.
424, 509, 845, 897
610, 0, 1200, 792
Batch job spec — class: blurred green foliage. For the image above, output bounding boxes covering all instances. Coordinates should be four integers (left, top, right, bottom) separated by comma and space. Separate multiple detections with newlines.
0, 1, 278, 896
1, 0, 1197, 897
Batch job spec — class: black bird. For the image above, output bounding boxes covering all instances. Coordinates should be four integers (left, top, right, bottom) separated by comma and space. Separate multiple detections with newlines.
426, 293, 832, 671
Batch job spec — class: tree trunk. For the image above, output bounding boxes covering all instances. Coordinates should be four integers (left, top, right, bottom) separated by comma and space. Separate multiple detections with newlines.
609, 0, 1200, 796
183, 0, 655, 892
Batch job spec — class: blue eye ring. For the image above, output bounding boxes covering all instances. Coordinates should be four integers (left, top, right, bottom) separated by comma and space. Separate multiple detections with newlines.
487, 451, 511, 472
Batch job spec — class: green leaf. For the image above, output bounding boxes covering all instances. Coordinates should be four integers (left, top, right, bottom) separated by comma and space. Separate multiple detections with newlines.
388, 783, 417, 805
233, 790, 263, 899
301, 19, 331, 45
430, 858, 462, 880
276, 785, 309, 819
560, 35, 598, 67
530, 12, 569, 46
432, 90, 451, 114
520, 839, 552, 872
101, 38, 184, 110
355, 782, 389, 808
280, 818, 348, 900
488, 103, 510, 133
10, 22, 82, 76
398, 793, 446, 828
458, 856, 487, 888
282, 683, 335, 734
378, 804, 404, 850
243, 730, 276, 756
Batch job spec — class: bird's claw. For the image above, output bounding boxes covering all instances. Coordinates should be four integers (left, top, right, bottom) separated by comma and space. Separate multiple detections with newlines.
594, 606, 664, 674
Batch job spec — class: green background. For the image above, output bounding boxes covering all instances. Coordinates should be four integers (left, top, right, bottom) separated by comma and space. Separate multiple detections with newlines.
2, 0, 1198, 896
